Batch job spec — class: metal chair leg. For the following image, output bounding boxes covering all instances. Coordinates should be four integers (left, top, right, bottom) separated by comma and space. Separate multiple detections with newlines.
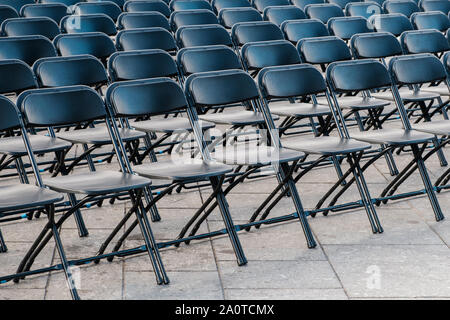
0, 228, 7, 253
68, 193, 89, 237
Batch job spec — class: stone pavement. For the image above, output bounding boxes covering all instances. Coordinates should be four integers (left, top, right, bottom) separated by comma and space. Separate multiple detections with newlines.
0, 135, 449, 300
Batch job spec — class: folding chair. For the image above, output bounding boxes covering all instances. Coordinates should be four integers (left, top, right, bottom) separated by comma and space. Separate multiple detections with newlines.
169, 9, 219, 31
291, 0, 326, 10
263, 5, 306, 26
411, 11, 450, 32
175, 24, 232, 48
0, 4, 17, 25
383, 0, 420, 18
281, 18, 329, 44
252, 0, 291, 12
61, 14, 118, 36
20, 3, 68, 24
327, 16, 374, 41
419, 0, 450, 14
212, 0, 252, 14
344, 1, 382, 19
73, 1, 122, 21
87, 0, 125, 8
124, 0, 171, 17
0, 0, 33, 13
115, 28, 177, 53
170, 0, 213, 12
304, 3, 345, 23
117, 12, 171, 30
218, 7, 263, 29
54, 32, 116, 64
0, 35, 57, 66
368, 13, 413, 36
231, 21, 284, 47
0, 95, 64, 254
326, 59, 444, 222
366, 0, 387, 5
328, 0, 361, 9
40, 0, 81, 6
0, 17, 60, 40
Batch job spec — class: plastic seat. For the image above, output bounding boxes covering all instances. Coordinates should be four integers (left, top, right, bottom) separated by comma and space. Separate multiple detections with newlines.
169, 9, 219, 31
369, 13, 413, 36
350, 32, 403, 59
218, 7, 262, 29
0, 59, 37, 94
419, 0, 450, 14
175, 24, 232, 48
56, 126, 145, 145
281, 18, 329, 44
291, 0, 325, 10
0, 184, 63, 212
0, 35, 57, 66
345, 1, 382, 19
411, 11, 450, 32
0, 0, 33, 12
0, 5, 18, 25
1, 17, 60, 39
20, 3, 68, 24
400, 29, 450, 55
327, 16, 373, 40
212, 0, 252, 14
73, 1, 122, 21
0, 134, 71, 156
383, 0, 420, 18
304, 3, 344, 23
124, 0, 171, 17
117, 12, 171, 30
61, 14, 117, 36
170, 0, 213, 12
115, 28, 177, 52
86, 0, 125, 8
252, 0, 291, 13
40, 0, 81, 6
54, 32, 116, 62
263, 5, 306, 26
231, 21, 284, 46
328, 0, 361, 9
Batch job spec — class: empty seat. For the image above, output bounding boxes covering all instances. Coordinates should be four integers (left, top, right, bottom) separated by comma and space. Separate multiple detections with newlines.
169, 9, 219, 31
328, 16, 373, 40
0, 5, 18, 26
263, 5, 306, 25
218, 7, 262, 28
212, 0, 252, 13
291, 0, 325, 10
124, 0, 171, 17
115, 27, 177, 52
231, 21, 284, 47
0, 35, 57, 66
419, 0, 450, 14
87, 0, 125, 7
383, 0, 420, 18
328, 0, 361, 9
0, 0, 33, 12
117, 12, 170, 30
54, 32, 116, 62
0, 59, 37, 94
351, 32, 403, 59
40, 0, 81, 6
175, 24, 232, 48
20, 3, 68, 24
61, 14, 117, 36
281, 18, 329, 43
252, 0, 290, 12
411, 11, 450, 32
73, 1, 122, 21
400, 29, 450, 54
305, 3, 344, 23
170, 0, 213, 11
369, 13, 413, 36
345, 1, 382, 19
1, 17, 60, 39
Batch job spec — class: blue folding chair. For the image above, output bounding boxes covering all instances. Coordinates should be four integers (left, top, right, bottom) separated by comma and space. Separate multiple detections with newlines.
411, 11, 450, 32
61, 14, 118, 36
175, 24, 232, 48
291, 0, 325, 10
231, 21, 284, 47
383, 0, 420, 18
369, 13, 413, 36
40, 0, 81, 6
218, 7, 263, 29
115, 27, 177, 53
124, 0, 171, 17
253, 0, 291, 12
263, 5, 306, 25
73, 1, 122, 21
117, 11, 171, 30
345, 1, 382, 19
304, 3, 344, 23
0, 35, 57, 66
328, 0, 361, 9
170, 0, 213, 11
0, 0, 33, 13
213, 0, 252, 14
0, 4, 17, 25
0, 17, 60, 39
20, 3, 68, 24
419, 0, 450, 14
281, 18, 329, 44
327, 16, 374, 40
169, 9, 219, 31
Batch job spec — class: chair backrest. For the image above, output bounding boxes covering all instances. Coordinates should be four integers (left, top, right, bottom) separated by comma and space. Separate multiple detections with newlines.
383, 0, 420, 18
169, 9, 219, 31
263, 5, 306, 25
345, 1, 382, 19
328, 0, 361, 9
40, 0, 81, 6
124, 0, 171, 17
1, 17, 60, 39
54, 32, 116, 61
20, 3, 68, 24
185, 69, 260, 106
253, 0, 291, 12
351, 32, 402, 58
389, 53, 447, 86
170, 0, 213, 11
0, 35, 57, 66
400, 29, 450, 54
291, 0, 325, 10
106, 78, 188, 117
364, 0, 385, 5
0, 0, 33, 13
304, 3, 344, 23
18, 85, 107, 127
0, 59, 37, 94
0, 95, 20, 131
117, 12, 170, 30
258, 64, 327, 99
87, 0, 125, 7
213, 0, 252, 14
327, 59, 392, 93
115, 27, 177, 52
175, 24, 232, 48
411, 11, 450, 32
231, 21, 284, 46
61, 14, 117, 36
327, 16, 373, 40
241, 39, 301, 72
33, 55, 108, 88
281, 18, 329, 43
297, 36, 351, 65
419, 0, 450, 14
218, 7, 262, 29
369, 13, 413, 36
177, 45, 242, 76
108, 49, 178, 81
442, 51, 450, 78
0, 5, 18, 25
73, 1, 122, 21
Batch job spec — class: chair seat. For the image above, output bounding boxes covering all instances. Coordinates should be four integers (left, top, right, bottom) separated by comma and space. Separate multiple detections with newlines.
199, 111, 279, 126
131, 118, 215, 133
213, 145, 304, 165
269, 101, 331, 117
0, 135, 71, 156
283, 136, 371, 156
0, 184, 63, 212
422, 86, 450, 97
134, 159, 233, 180
351, 128, 434, 146
57, 127, 146, 145
337, 96, 391, 110
372, 89, 440, 102
44, 171, 152, 195
413, 120, 450, 136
